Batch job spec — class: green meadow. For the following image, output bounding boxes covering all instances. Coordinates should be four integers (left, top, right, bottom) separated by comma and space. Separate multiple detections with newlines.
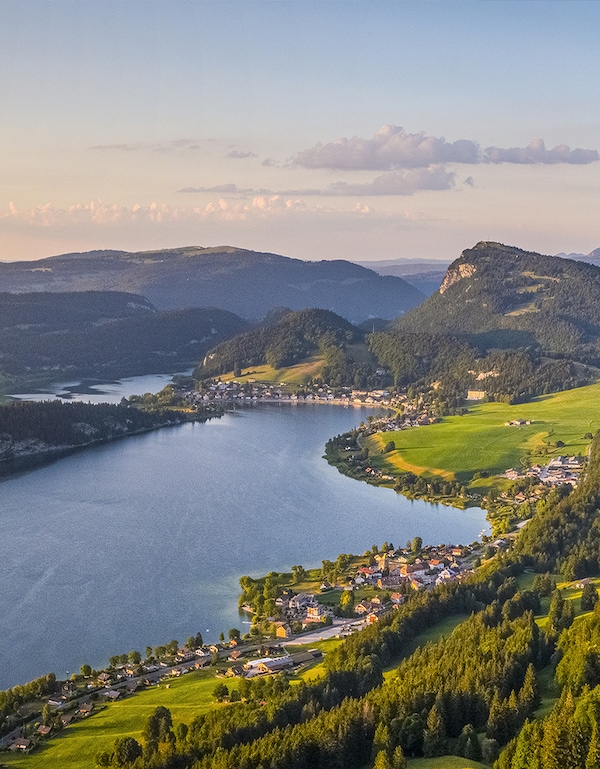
218, 355, 325, 386
368, 381, 600, 485
2, 670, 220, 769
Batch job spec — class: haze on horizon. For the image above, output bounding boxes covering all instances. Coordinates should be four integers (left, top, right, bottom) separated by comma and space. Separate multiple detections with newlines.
1, 0, 598, 265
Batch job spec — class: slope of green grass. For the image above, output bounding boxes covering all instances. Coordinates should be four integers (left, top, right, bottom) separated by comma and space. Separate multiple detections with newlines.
218, 355, 325, 386
2, 669, 221, 769
407, 757, 486, 769
368, 382, 600, 484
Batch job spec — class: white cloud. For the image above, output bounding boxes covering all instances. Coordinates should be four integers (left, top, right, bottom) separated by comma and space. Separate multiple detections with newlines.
293, 125, 598, 170
324, 166, 455, 195
226, 150, 257, 159
485, 138, 598, 164
179, 166, 453, 198
293, 125, 479, 170
0, 197, 320, 228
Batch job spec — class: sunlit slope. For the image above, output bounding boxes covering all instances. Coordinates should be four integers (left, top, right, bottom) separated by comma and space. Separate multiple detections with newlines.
368, 382, 600, 483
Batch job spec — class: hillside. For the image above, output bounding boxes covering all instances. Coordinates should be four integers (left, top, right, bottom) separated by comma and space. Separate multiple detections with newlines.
196, 308, 375, 387
0, 246, 424, 323
397, 241, 600, 356
0, 292, 248, 389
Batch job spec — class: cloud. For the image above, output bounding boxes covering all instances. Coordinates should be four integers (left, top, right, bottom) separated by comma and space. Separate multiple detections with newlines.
179, 183, 252, 194
226, 150, 257, 159
324, 166, 455, 196
485, 138, 598, 164
0, 197, 316, 227
293, 125, 598, 170
262, 157, 280, 167
293, 125, 479, 170
463, 176, 475, 188
90, 143, 137, 151
179, 166, 453, 199
89, 139, 206, 153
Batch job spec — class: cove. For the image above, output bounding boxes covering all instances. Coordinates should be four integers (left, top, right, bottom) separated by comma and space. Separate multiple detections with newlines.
0, 403, 487, 689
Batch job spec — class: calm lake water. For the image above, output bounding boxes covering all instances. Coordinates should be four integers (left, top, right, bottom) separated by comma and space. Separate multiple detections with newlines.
0, 379, 488, 689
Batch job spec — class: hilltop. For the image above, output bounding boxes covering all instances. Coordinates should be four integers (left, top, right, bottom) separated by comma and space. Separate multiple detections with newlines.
0, 291, 247, 390
195, 308, 376, 387
397, 241, 600, 357
0, 246, 424, 323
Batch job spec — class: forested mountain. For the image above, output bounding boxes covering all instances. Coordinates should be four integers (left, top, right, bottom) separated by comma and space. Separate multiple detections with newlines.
0, 400, 200, 464
196, 308, 373, 386
0, 246, 424, 322
0, 292, 248, 389
0, 290, 155, 327
397, 242, 600, 359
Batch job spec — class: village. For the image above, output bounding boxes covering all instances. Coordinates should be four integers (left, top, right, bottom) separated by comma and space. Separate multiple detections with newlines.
182, 378, 400, 408
503, 454, 585, 489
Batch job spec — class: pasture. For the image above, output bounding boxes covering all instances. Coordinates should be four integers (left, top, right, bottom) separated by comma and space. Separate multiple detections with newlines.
368, 382, 600, 484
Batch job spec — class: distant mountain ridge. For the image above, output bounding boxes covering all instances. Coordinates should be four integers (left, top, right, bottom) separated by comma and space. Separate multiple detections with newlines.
353, 258, 450, 296
555, 246, 600, 267
0, 246, 425, 323
397, 241, 600, 356
0, 291, 247, 389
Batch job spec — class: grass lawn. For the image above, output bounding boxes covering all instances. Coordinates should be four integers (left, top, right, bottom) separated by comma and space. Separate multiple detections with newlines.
408, 756, 487, 769
2, 669, 222, 769
367, 381, 600, 485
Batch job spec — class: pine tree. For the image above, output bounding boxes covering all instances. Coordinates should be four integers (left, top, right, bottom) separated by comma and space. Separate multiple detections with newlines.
510, 719, 542, 769
373, 750, 391, 769
391, 745, 407, 769
586, 717, 600, 769
422, 703, 446, 757
518, 662, 540, 715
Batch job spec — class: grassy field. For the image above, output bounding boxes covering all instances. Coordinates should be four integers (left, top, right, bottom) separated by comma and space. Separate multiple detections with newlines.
2, 669, 222, 769
407, 757, 486, 769
367, 381, 600, 485
218, 355, 325, 386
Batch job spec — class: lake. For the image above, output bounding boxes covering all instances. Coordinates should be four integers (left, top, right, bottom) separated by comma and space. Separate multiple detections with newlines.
8, 371, 191, 404
0, 384, 488, 689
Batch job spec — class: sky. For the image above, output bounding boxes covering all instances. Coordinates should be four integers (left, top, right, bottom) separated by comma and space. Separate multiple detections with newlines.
0, 0, 598, 263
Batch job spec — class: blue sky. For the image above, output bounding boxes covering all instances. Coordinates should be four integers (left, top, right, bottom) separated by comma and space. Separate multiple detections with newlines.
0, 0, 598, 262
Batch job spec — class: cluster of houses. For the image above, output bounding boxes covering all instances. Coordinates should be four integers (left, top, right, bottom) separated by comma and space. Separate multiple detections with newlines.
260, 545, 475, 643
356, 545, 473, 593
182, 379, 401, 408
5, 700, 94, 753
504, 455, 585, 488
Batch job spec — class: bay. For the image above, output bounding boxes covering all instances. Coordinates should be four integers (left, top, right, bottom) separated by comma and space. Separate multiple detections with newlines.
0, 398, 488, 690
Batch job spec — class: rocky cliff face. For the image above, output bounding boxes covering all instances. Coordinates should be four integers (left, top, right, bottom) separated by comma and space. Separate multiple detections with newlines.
439, 261, 477, 294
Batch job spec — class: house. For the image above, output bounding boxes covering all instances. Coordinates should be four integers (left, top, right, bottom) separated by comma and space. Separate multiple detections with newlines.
289, 651, 315, 666
9, 738, 32, 752
78, 702, 94, 716
103, 689, 121, 701
467, 390, 486, 400
306, 604, 328, 623
37, 725, 52, 736
256, 657, 293, 674
61, 713, 74, 726
226, 664, 245, 678
275, 623, 292, 639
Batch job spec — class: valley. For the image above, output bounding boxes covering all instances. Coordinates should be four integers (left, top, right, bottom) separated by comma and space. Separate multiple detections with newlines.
3, 241, 600, 769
